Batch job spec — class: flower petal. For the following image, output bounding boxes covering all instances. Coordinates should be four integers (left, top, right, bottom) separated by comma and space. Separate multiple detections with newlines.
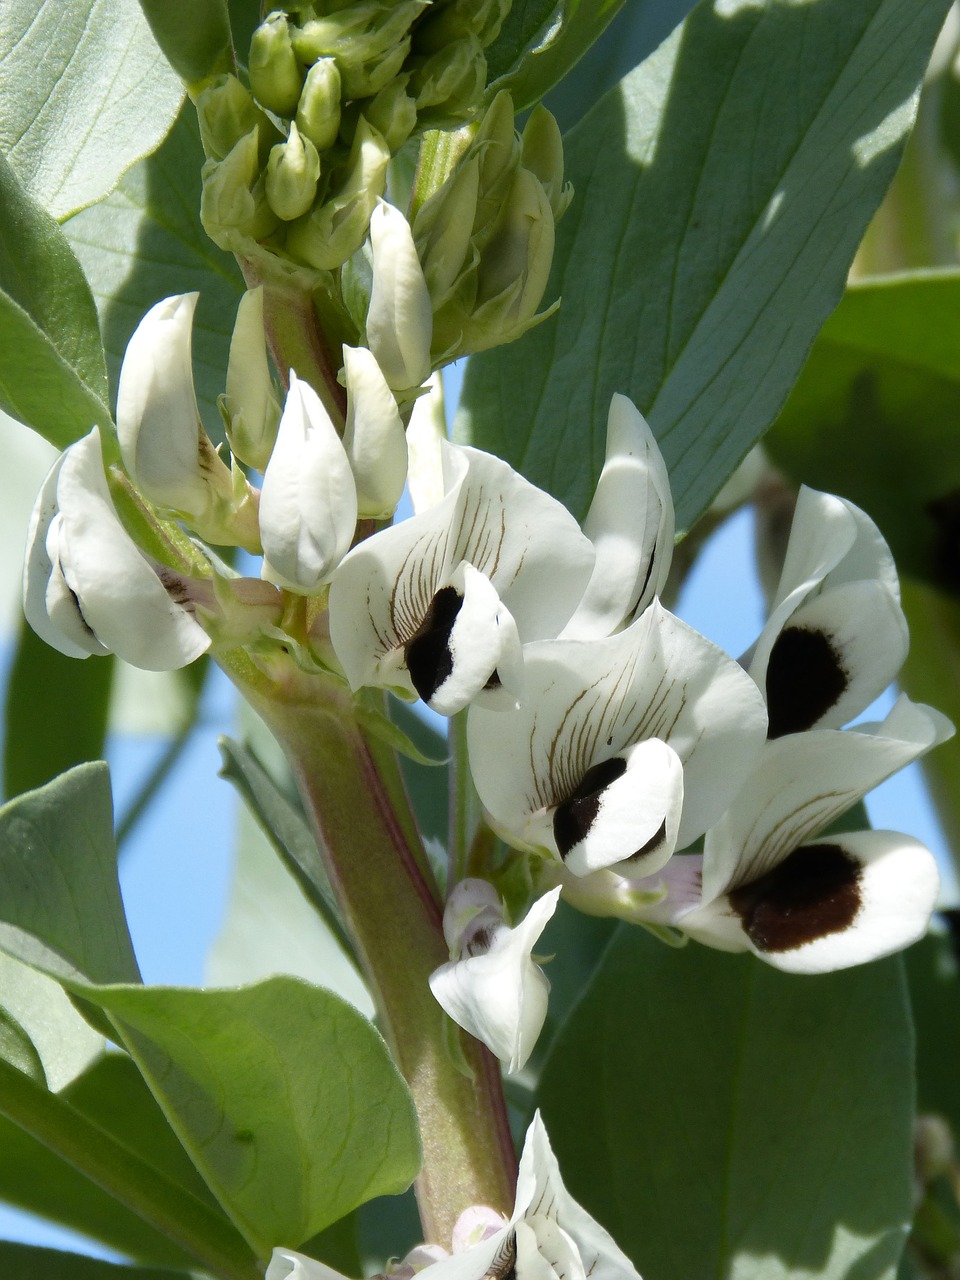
117, 293, 231, 517
513, 1113, 642, 1280
468, 601, 768, 858
700, 693, 954, 904
686, 831, 940, 973
759, 577, 909, 737
366, 199, 433, 391
22, 454, 107, 659
266, 1250, 350, 1280
341, 344, 408, 517
260, 372, 358, 592
561, 394, 674, 639
329, 440, 593, 696
56, 429, 210, 670
552, 737, 683, 878
429, 888, 560, 1073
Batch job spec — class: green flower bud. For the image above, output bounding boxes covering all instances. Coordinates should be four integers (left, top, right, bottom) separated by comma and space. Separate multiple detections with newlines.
413, 156, 480, 301
431, 165, 557, 360
223, 287, 282, 473
364, 73, 418, 152
200, 127, 280, 245
292, 2, 426, 98
284, 118, 390, 270
469, 90, 521, 245
416, 0, 511, 52
521, 105, 572, 220
266, 122, 321, 221
196, 74, 276, 163
476, 165, 554, 317
296, 58, 342, 152
409, 35, 486, 126
249, 11, 305, 116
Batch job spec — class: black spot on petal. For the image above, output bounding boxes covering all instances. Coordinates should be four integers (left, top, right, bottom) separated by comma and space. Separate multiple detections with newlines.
404, 586, 463, 703
553, 756, 627, 858
729, 842, 862, 953
620, 818, 668, 869
765, 625, 848, 738
464, 924, 496, 958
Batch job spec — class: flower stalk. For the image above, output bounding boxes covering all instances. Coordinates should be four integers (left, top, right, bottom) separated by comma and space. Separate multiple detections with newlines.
223, 653, 517, 1244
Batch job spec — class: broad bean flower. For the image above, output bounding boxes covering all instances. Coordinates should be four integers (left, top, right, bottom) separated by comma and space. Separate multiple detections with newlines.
267, 1112, 641, 1280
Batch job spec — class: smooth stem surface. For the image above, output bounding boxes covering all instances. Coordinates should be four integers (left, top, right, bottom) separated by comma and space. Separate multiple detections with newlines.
231, 659, 517, 1243
0, 1057, 261, 1280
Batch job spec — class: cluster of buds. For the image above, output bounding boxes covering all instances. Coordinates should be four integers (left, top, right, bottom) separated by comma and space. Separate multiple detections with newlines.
413, 90, 572, 361
197, 0, 514, 273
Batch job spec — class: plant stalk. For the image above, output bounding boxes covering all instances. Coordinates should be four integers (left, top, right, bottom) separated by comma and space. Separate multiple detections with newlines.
224, 655, 517, 1244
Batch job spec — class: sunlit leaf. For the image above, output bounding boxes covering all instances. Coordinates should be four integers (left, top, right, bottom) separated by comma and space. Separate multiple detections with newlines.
0, 0, 182, 220
458, 0, 952, 532
0, 762, 139, 986
0, 156, 110, 447
539, 928, 913, 1280
64, 103, 245, 438
138, 0, 233, 88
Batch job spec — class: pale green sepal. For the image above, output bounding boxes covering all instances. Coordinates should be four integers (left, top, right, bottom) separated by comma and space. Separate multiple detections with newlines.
354, 697, 449, 767
296, 59, 343, 153
266, 123, 321, 222
249, 11, 304, 116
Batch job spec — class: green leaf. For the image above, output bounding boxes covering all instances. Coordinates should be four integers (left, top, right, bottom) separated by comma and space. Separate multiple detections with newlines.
905, 929, 960, 1138
766, 271, 960, 585
0, 1047, 234, 1269
486, 0, 629, 111
457, 0, 951, 531
0, 762, 140, 986
77, 979, 421, 1254
0, 155, 111, 447
539, 928, 914, 1280
898, 579, 960, 868
64, 102, 245, 438
0, 1241, 185, 1280
138, 0, 233, 88
0, 952, 102, 1091
0, 0, 183, 220
0, 1003, 44, 1086
4, 619, 115, 799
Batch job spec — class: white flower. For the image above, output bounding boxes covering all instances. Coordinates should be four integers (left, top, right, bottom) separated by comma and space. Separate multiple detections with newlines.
675, 694, 954, 972
341, 344, 408, 517
560, 394, 674, 640
22, 428, 210, 671
366, 199, 433, 392
467, 601, 768, 879
117, 292, 234, 522
747, 486, 909, 738
267, 1112, 641, 1280
328, 440, 595, 714
259, 372, 358, 593
429, 881, 560, 1073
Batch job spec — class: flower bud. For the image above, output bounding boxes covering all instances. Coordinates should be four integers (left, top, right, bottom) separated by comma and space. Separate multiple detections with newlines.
223, 287, 282, 472
117, 294, 261, 551
292, 2, 426, 99
265, 123, 321, 221
196, 74, 278, 163
259, 372, 358, 592
249, 11, 304, 116
408, 35, 486, 126
284, 117, 389, 270
363, 73, 418, 152
416, 0, 511, 51
341, 345, 407, 517
413, 156, 479, 302
200, 127, 280, 244
476, 164, 554, 318
366, 200, 433, 391
295, 58, 342, 153
469, 90, 521, 245
521, 104, 572, 220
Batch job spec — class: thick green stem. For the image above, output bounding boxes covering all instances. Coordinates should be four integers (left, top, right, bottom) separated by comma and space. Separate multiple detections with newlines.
225, 658, 517, 1244
0, 1057, 261, 1280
